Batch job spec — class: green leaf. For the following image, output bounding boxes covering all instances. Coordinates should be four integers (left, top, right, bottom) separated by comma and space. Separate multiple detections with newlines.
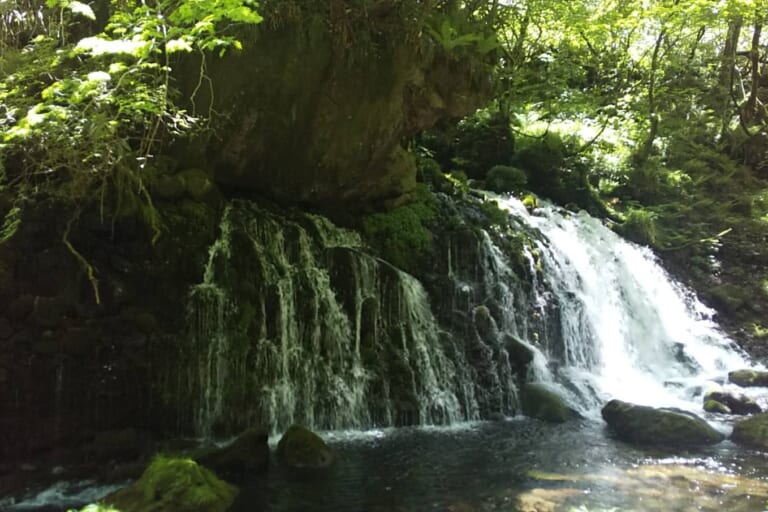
166, 38, 193, 53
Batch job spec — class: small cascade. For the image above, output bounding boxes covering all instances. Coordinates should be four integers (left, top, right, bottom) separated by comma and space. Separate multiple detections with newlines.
495, 195, 749, 411
180, 201, 523, 436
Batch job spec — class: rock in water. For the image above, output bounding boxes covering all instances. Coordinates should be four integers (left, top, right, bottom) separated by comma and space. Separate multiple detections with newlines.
731, 413, 768, 450
521, 383, 582, 423
276, 425, 334, 469
106, 456, 237, 512
728, 369, 768, 388
703, 400, 732, 414
703, 390, 761, 415
601, 399, 724, 447
196, 427, 269, 475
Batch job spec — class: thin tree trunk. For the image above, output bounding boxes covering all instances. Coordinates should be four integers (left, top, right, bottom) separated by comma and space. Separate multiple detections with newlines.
636, 27, 666, 164
743, 18, 764, 123
719, 17, 742, 137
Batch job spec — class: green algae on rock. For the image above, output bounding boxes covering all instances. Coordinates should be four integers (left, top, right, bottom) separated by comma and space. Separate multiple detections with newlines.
731, 413, 768, 450
601, 399, 724, 447
729, 369, 768, 388
105, 456, 237, 512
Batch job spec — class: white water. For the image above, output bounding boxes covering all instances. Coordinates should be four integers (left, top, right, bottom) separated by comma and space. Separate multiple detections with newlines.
495, 194, 751, 413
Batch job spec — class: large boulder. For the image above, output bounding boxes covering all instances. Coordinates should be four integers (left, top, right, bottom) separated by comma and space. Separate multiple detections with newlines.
731, 413, 768, 450
174, 5, 492, 213
601, 399, 724, 447
703, 390, 761, 415
195, 427, 269, 475
106, 456, 237, 512
729, 369, 768, 388
521, 383, 581, 423
276, 425, 334, 469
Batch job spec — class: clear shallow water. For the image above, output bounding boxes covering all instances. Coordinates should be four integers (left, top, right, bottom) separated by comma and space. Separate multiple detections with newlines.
236, 418, 768, 512
6, 414, 768, 511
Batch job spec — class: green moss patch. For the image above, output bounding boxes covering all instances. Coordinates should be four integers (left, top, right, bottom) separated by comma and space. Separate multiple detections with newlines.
106, 456, 236, 512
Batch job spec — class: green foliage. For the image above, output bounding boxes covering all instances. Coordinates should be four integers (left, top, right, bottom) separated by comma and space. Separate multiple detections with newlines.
616, 208, 657, 247
362, 186, 438, 271
0, 0, 261, 300
418, 109, 515, 180
484, 165, 527, 193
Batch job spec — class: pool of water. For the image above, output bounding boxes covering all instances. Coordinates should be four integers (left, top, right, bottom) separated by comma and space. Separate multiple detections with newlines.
6, 417, 768, 512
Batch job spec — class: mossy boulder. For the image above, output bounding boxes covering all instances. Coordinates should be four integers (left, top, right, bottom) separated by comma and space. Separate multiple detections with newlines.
729, 369, 768, 387
276, 425, 334, 469
521, 383, 581, 423
703, 390, 761, 415
196, 427, 269, 475
703, 400, 732, 414
601, 399, 724, 447
106, 456, 237, 512
731, 413, 768, 450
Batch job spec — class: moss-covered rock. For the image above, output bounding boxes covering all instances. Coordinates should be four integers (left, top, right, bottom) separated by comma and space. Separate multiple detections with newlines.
731, 413, 768, 450
521, 383, 581, 423
729, 369, 768, 387
703, 390, 761, 415
276, 425, 334, 469
601, 399, 724, 447
106, 456, 236, 512
195, 427, 269, 475
703, 400, 732, 414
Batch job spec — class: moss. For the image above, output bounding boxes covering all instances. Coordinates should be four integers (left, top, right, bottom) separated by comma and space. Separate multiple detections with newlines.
703, 400, 731, 414
731, 413, 768, 450
362, 185, 438, 271
106, 456, 236, 512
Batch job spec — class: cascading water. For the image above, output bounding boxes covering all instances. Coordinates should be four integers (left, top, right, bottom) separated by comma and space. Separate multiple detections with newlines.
180, 195, 753, 437
180, 200, 521, 437
495, 195, 750, 413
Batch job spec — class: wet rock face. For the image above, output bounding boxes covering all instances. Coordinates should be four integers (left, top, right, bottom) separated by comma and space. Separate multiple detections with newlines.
174, 16, 491, 213
601, 399, 724, 447
0, 199, 217, 462
521, 383, 582, 423
703, 390, 761, 415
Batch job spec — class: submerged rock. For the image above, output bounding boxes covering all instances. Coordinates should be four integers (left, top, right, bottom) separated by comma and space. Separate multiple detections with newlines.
601, 399, 724, 447
521, 383, 581, 423
729, 369, 768, 387
196, 427, 269, 475
731, 413, 768, 450
106, 456, 237, 512
703, 390, 761, 415
276, 425, 334, 469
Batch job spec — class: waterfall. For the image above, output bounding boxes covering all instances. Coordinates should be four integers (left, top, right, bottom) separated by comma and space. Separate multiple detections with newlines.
181, 201, 516, 437
494, 195, 749, 412
180, 196, 751, 436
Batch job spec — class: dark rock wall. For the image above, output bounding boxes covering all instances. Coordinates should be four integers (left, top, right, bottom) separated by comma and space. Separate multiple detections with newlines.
0, 198, 217, 462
